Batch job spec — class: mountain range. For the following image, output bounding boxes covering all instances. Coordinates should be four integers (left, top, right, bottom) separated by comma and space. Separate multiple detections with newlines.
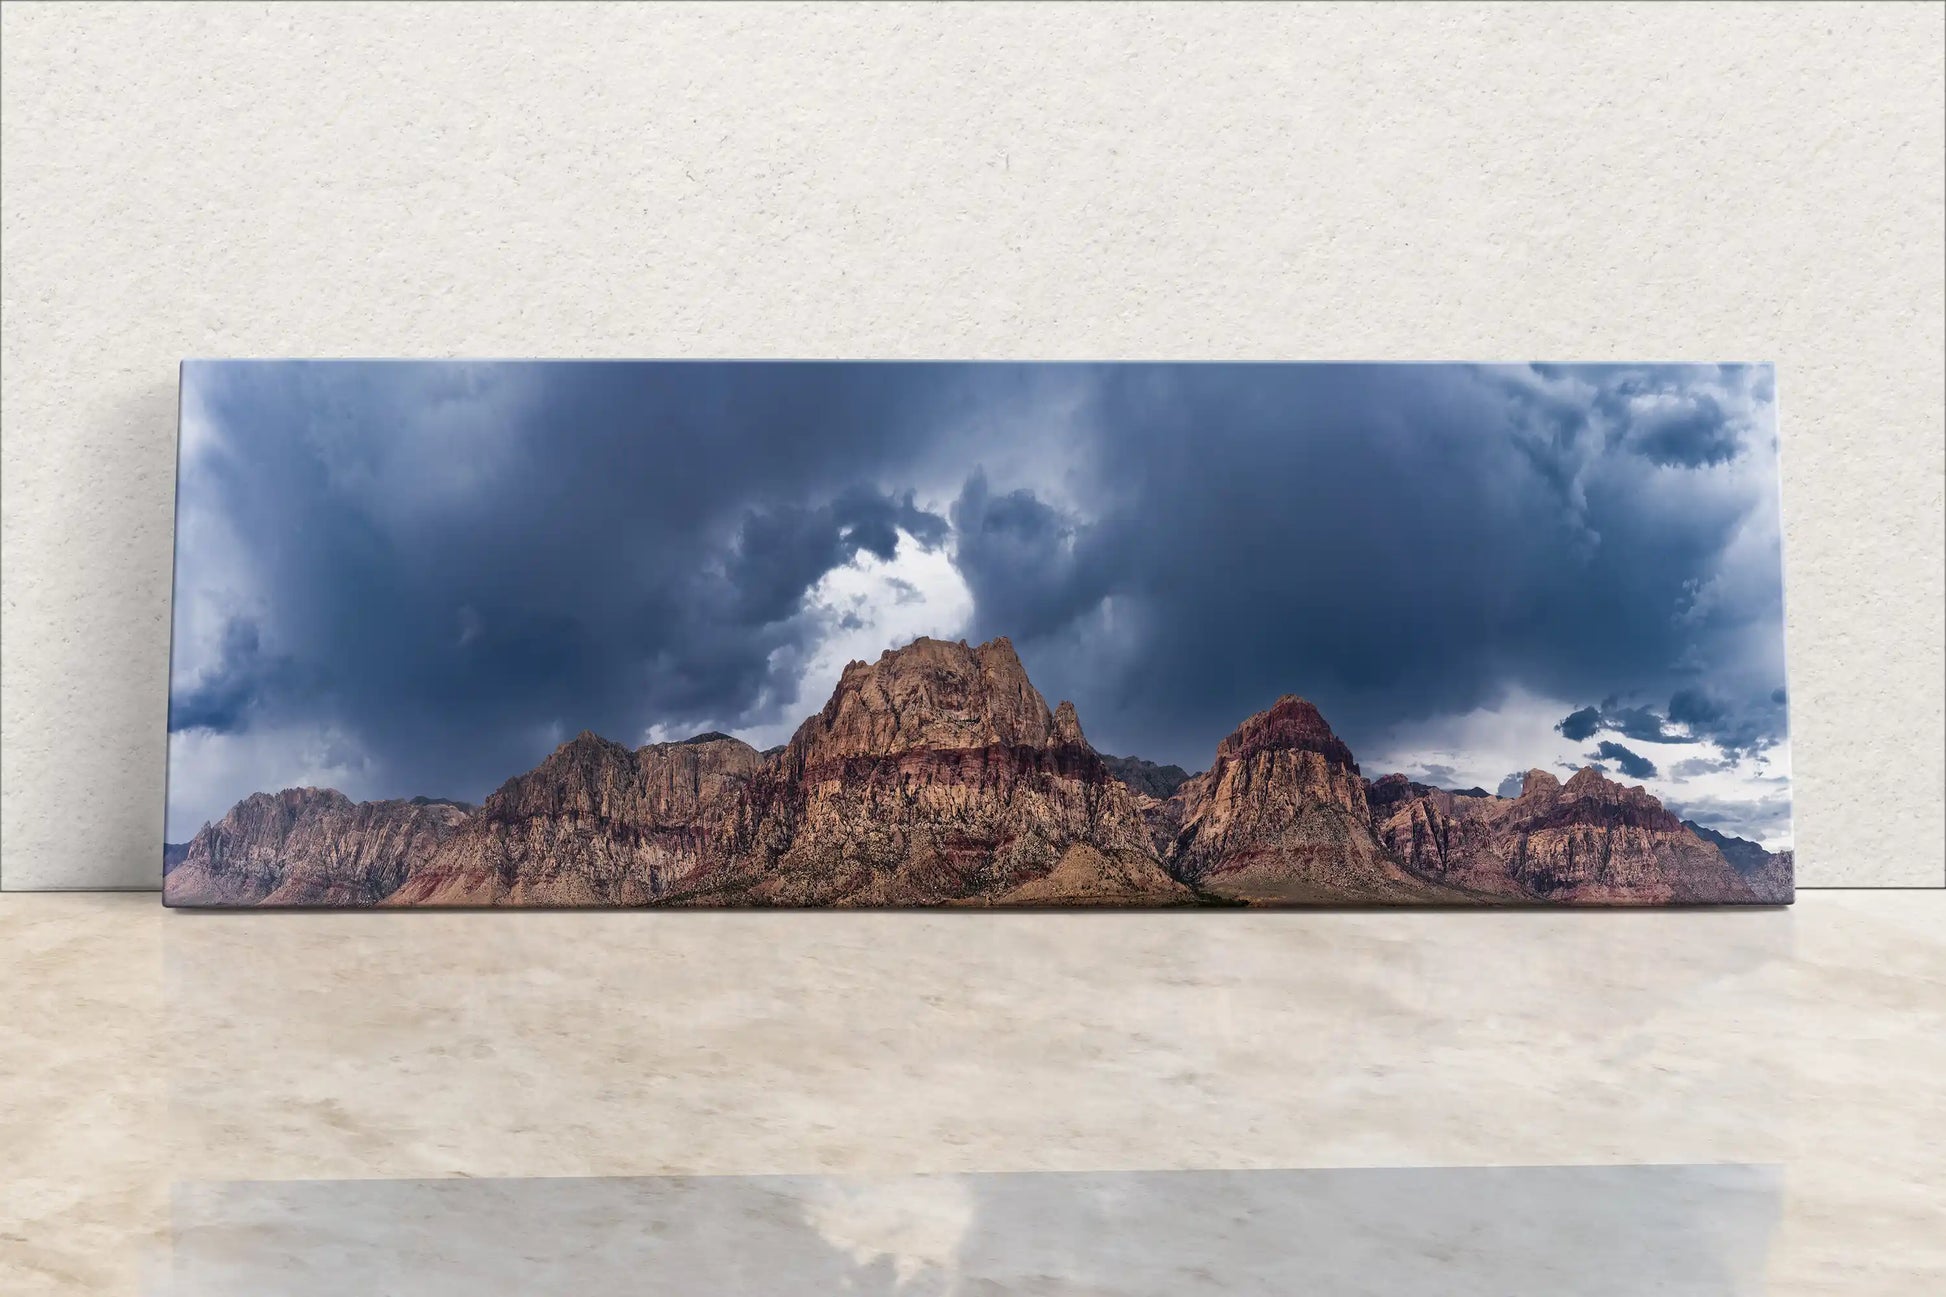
163, 635, 1792, 908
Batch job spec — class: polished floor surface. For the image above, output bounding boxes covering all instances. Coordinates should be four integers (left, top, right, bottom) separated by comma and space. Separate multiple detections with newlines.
161, 1165, 1782, 1295
3, 892, 1941, 1294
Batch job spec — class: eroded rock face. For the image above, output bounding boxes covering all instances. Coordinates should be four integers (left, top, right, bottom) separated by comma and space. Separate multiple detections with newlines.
1215, 695, 1359, 770
1683, 820, 1794, 904
1100, 753, 1195, 800
164, 788, 469, 906
387, 731, 762, 906
1164, 698, 1465, 904
1373, 768, 1762, 905
699, 637, 1186, 906
1368, 774, 1531, 899
1499, 768, 1758, 904
168, 636, 1786, 908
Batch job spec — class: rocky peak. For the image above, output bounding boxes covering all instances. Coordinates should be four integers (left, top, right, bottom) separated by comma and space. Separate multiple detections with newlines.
1519, 769, 1561, 798
483, 728, 763, 828
1158, 693, 1454, 903
634, 733, 763, 821
1215, 695, 1359, 771
705, 635, 1172, 907
267, 786, 352, 814
1366, 772, 1434, 817
165, 786, 469, 907
166, 630, 1785, 909
486, 731, 637, 820
1368, 774, 1494, 815
796, 634, 1066, 759
1563, 766, 1622, 795
187, 787, 355, 847
555, 729, 631, 765
1681, 820, 1761, 871
1563, 765, 1677, 815
1100, 753, 1195, 800
1510, 764, 1685, 836
1681, 820, 1792, 902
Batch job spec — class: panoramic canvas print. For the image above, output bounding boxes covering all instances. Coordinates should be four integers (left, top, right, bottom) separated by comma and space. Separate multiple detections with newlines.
163, 362, 1793, 908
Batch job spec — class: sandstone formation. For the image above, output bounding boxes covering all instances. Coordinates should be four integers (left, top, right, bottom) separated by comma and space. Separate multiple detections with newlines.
166, 634, 1788, 908
386, 731, 762, 906
1367, 773, 1537, 900
1371, 769, 1763, 904
691, 637, 1188, 906
1099, 753, 1195, 800
1683, 820, 1794, 904
1164, 698, 1470, 904
164, 788, 470, 906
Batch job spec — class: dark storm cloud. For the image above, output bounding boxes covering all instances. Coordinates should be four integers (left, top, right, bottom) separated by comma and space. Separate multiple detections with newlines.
1496, 772, 1527, 798
1623, 396, 1742, 467
1667, 687, 1725, 729
1579, 369, 1758, 468
1551, 684, 1783, 762
725, 488, 947, 625
1555, 707, 1603, 742
1590, 741, 1659, 780
949, 472, 1113, 643
172, 361, 1789, 824
169, 618, 306, 734
172, 362, 974, 808
960, 364, 1788, 772
1668, 686, 1790, 759
1603, 705, 1684, 744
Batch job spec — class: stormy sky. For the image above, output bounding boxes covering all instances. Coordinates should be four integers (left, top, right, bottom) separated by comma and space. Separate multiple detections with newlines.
168, 362, 1793, 847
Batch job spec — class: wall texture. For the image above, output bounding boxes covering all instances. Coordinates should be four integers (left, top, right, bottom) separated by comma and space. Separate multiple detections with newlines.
3, 2, 1941, 889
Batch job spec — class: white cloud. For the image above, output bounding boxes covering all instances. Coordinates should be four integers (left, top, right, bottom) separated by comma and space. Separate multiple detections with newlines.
166, 723, 375, 840
1365, 687, 1794, 850
643, 529, 975, 751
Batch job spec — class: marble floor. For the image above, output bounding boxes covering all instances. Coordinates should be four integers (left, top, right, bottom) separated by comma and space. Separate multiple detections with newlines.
2, 892, 1941, 1294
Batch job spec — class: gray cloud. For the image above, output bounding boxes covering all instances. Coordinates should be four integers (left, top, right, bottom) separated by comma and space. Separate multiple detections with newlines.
949, 472, 1109, 643
1601, 706, 1685, 744
1555, 707, 1603, 741
1669, 756, 1736, 779
974, 364, 1787, 773
1667, 687, 1725, 729
1552, 682, 1785, 763
1623, 395, 1742, 467
170, 362, 975, 821
1590, 741, 1658, 780
725, 488, 947, 626
1665, 792, 1795, 847
169, 618, 307, 735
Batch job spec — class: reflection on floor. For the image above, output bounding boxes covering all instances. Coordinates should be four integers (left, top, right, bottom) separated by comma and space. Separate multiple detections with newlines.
162, 1165, 1781, 1296
5, 892, 1943, 1294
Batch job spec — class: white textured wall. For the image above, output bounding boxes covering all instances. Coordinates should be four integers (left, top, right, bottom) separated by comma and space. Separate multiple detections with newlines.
3, 2, 1940, 889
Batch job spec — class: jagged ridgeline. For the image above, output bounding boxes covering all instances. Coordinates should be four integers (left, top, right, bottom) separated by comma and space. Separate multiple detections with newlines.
164, 636, 1791, 908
